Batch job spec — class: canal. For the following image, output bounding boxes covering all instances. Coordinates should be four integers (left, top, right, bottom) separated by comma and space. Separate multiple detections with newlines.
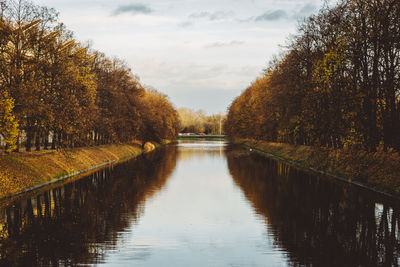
0, 140, 399, 266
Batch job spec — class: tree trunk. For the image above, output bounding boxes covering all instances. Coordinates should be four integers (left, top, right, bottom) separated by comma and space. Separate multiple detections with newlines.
51, 130, 56, 150
44, 130, 49, 150
26, 129, 33, 152
35, 130, 41, 151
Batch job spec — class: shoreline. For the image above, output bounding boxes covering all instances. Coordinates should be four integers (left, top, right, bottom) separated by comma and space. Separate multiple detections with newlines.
234, 139, 400, 199
0, 159, 117, 203
0, 142, 159, 202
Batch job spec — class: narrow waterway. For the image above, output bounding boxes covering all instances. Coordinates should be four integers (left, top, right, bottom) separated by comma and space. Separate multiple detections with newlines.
0, 140, 399, 266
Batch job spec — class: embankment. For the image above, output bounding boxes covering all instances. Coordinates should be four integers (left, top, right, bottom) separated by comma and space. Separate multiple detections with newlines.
0, 142, 158, 200
235, 139, 400, 197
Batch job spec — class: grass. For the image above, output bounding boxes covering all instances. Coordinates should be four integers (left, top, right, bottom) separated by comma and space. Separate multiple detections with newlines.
236, 138, 400, 197
0, 143, 153, 200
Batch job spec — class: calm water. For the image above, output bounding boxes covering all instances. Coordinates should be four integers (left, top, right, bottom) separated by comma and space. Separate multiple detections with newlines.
0, 140, 399, 266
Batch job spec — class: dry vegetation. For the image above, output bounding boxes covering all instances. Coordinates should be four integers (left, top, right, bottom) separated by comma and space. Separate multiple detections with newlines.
238, 139, 400, 196
0, 143, 150, 199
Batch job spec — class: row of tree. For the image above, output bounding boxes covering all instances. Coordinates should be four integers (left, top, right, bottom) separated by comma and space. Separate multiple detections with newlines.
225, 0, 400, 151
0, 0, 180, 152
178, 108, 225, 135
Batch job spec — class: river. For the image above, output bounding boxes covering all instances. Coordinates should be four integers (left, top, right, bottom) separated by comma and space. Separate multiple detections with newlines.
0, 140, 399, 266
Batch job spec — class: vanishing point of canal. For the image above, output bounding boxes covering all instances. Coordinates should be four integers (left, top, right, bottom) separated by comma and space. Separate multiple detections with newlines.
0, 140, 399, 266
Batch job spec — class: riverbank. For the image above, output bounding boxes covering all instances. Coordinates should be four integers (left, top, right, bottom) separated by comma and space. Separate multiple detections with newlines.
235, 139, 400, 197
0, 142, 158, 200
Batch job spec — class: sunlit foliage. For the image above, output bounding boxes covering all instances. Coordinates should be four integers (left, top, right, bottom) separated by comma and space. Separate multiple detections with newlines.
0, 91, 18, 152
225, 0, 400, 152
0, 0, 179, 152
178, 108, 225, 135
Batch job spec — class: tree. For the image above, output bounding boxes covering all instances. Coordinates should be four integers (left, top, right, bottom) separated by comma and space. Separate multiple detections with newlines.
225, 0, 400, 151
0, 0, 180, 152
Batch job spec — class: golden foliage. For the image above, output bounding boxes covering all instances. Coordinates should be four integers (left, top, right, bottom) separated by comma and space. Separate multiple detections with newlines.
225, 0, 400, 151
0, 1, 179, 152
0, 91, 19, 152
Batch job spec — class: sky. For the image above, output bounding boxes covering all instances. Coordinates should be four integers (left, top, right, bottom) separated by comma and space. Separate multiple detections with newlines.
34, 0, 330, 114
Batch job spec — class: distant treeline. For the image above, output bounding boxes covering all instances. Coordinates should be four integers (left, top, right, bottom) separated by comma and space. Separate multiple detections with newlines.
178, 108, 225, 134
225, 0, 400, 151
0, 0, 180, 152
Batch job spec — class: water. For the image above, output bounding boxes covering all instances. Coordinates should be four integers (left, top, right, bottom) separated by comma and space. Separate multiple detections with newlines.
0, 140, 399, 266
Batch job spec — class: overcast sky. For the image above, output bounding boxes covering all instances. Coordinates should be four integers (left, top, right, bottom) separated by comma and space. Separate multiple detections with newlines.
34, 0, 330, 114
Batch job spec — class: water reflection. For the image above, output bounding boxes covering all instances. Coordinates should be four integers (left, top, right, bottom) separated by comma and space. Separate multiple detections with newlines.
1, 141, 400, 266
0, 145, 178, 266
177, 140, 226, 161
226, 145, 400, 267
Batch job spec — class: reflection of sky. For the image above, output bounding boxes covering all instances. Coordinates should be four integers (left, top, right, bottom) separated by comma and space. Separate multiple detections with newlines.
101, 141, 288, 266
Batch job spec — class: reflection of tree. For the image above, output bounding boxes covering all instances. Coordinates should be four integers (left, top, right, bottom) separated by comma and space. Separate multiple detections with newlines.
178, 146, 225, 162
226, 146, 400, 267
0, 145, 178, 266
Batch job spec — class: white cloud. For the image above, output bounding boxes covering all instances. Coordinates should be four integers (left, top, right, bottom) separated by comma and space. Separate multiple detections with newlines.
204, 40, 245, 48
188, 11, 234, 21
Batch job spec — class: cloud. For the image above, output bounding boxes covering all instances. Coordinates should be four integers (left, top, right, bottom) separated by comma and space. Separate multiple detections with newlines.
246, 3, 317, 23
189, 11, 233, 21
255, 10, 287, 21
205, 40, 245, 48
293, 3, 317, 18
112, 3, 152, 16
178, 21, 193, 28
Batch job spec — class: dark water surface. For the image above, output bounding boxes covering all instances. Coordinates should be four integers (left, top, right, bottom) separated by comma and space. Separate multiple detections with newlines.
0, 140, 399, 266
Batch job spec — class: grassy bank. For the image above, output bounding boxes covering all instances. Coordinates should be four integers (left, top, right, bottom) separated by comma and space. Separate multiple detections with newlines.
0, 142, 157, 200
236, 139, 400, 197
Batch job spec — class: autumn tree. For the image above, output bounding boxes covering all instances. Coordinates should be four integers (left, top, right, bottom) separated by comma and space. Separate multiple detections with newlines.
0, 0, 180, 152
141, 89, 180, 142
178, 108, 225, 134
225, 0, 400, 152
